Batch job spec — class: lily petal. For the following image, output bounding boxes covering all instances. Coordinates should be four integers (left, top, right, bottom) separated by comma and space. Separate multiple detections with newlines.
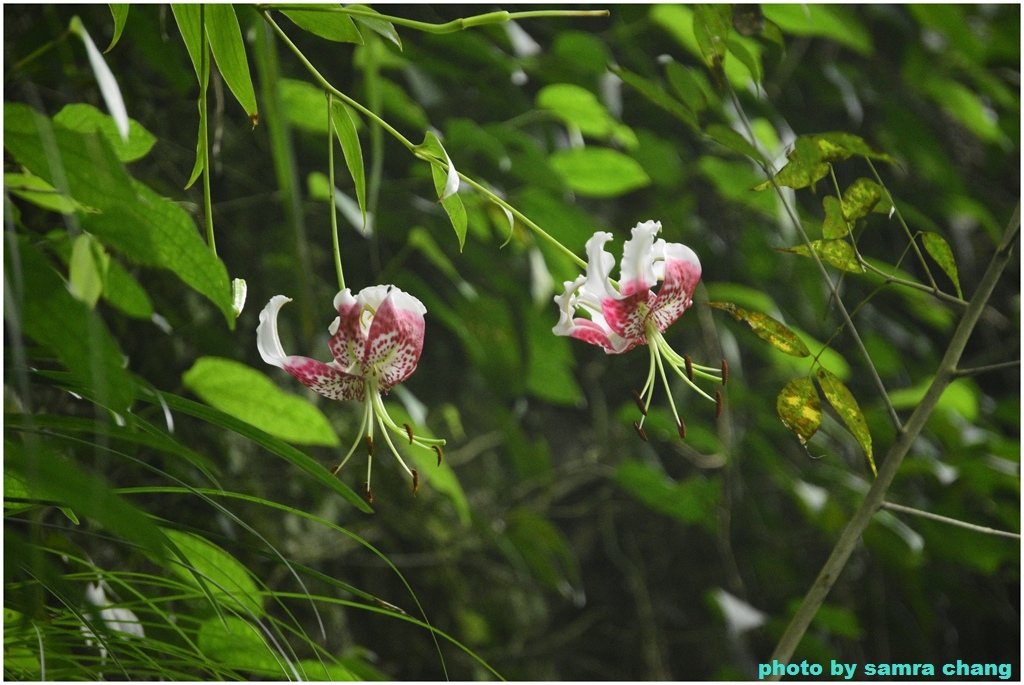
282, 357, 365, 401
257, 295, 293, 368
619, 220, 661, 295
364, 288, 426, 390
329, 288, 366, 370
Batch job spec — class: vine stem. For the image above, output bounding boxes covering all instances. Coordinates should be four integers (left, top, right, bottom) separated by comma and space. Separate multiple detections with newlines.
327, 93, 345, 292
768, 201, 1019, 673
260, 9, 587, 272
880, 501, 1021, 540
199, 6, 216, 255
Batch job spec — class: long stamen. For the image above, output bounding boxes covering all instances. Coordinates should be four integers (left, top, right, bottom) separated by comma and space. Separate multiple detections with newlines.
652, 334, 685, 431
333, 393, 374, 475
375, 406, 417, 481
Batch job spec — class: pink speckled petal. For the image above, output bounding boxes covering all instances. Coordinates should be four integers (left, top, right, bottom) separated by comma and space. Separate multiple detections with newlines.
649, 257, 702, 332
329, 289, 366, 370
567, 318, 632, 354
363, 288, 426, 390
619, 220, 661, 292
282, 357, 365, 401
600, 290, 655, 344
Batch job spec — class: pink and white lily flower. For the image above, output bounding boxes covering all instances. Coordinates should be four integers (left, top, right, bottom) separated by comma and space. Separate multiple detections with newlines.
554, 220, 724, 439
258, 285, 444, 502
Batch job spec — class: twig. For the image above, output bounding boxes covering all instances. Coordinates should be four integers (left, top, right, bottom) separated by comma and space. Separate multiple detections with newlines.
953, 359, 1021, 378
881, 501, 1021, 540
768, 201, 1020, 673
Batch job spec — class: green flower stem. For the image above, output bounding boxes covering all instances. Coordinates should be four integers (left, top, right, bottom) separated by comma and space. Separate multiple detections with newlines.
327, 93, 345, 292
260, 9, 588, 272
199, 6, 216, 256
769, 203, 1020, 674
258, 5, 608, 34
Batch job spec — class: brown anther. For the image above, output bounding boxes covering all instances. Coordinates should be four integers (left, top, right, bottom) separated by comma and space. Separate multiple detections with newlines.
411, 469, 420, 495
330, 463, 342, 476
678, 416, 687, 439
721, 358, 729, 386
404, 422, 415, 444
684, 354, 694, 381
364, 435, 375, 457
631, 390, 648, 416
633, 420, 649, 442
432, 444, 444, 466
716, 390, 724, 418
365, 483, 374, 504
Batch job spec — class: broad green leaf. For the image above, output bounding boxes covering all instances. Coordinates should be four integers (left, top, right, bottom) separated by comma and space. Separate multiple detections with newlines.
54, 103, 157, 162
921, 78, 1009, 144
552, 30, 609, 75
139, 392, 372, 513
505, 508, 582, 596
106, 4, 129, 52
616, 460, 719, 532
103, 257, 154, 319
921, 232, 963, 298
841, 178, 884, 222
727, 35, 761, 84
8, 237, 135, 412
197, 616, 282, 674
705, 123, 763, 163
282, 5, 364, 44
762, 5, 872, 56
610, 66, 697, 130
279, 78, 329, 134
537, 84, 614, 138
822, 196, 848, 238
4, 463, 79, 524
296, 660, 359, 682
68, 16, 129, 141
888, 377, 979, 422
549, 147, 651, 198
205, 4, 258, 125
6, 438, 167, 561
651, 4, 757, 87
526, 305, 582, 406
68, 233, 110, 308
345, 4, 402, 49
331, 100, 367, 232
4, 172, 83, 214
378, 77, 429, 130
164, 529, 264, 618
665, 60, 708, 113
693, 4, 732, 71
183, 357, 340, 447
780, 239, 864, 273
776, 376, 822, 445
707, 302, 811, 357
816, 367, 875, 475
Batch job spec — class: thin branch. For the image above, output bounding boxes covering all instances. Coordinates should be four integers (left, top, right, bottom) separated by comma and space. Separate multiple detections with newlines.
859, 258, 967, 307
768, 201, 1020, 674
881, 501, 1021, 540
953, 359, 1021, 378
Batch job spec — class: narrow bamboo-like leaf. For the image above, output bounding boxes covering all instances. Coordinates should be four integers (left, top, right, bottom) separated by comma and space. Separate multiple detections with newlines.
171, 4, 206, 88
707, 302, 811, 357
549, 147, 651, 198
841, 178, 883, 222
346, 4, 402, 50
779, 239, 864, 273
281, 5, 364, 44
54, 103, 157, 162
330, 101, 367, 232
183, 357, 340, 447
68, 233, 110, 308
164, 529, 264, 618
205, 4, 258, 125
816, 367, 875, 475
921, 232, 963, 298
68, 16, 129, 141
421, 131, 459, 200
664, 61, 708, 113
727, 36, 761, 83
141, 392, 372, 513
105, 4, 130, 53
693, 4, 732, 70
4, 171, 84, 215
611, 66, 697, 129
822, 196, 848, 238
430, 163, 467, 251
705, 123, 763, 163
776, 376, 821, 444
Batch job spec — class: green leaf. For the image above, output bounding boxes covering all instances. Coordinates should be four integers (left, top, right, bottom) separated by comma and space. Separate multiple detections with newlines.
693, 4, 732, 71
537, 84, 614, 139
279, 78, 329, 133
170, 4, 206, 89
282, 5, 364, 44
345, 4, 402, 50
164, 529, 264, 618
664, 60, 708, 113
705, 123, 763, 163
104, 257, 155, 319
4, 171, 84, 215
610, 66, 697, 130
753, 136, 829, 190
762, 5, 872, 56
822, 195, 848, 238
921, 232, 963, 298
106, 4, 129, 52
504, 508, 582, 596
139, 392, 372, 513
205, 4, 258, 125
430, 163, 467, 250
331, 101, 367, 233
616, 460, 719, 532
816, 367, 875, 475
707, 302, 811, 357
54, 103, 157, 162
6, 438, 167, 562
779, 239, 864, 273
841, 178, 884, 222
183, 357, 340, 447
727, 35, 761, 84
776, 376, 822, 445
549, 147, 651, 198
525, 305, 582, 406
68, 233, 110, 308
197, 616, 282, 674
8, 237, 135, 412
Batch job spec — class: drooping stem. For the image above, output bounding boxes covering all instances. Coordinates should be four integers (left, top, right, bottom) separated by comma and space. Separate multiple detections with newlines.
767, 202, 1019, 673
327, 93, 345, 292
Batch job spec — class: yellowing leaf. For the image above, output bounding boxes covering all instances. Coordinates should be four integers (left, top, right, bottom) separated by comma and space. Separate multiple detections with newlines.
841, 177, 883, 222
780, 239, 863, 273
707, 302, 811, 357
921, 232, 963, 298
777, 376, 821, 444
816, 367, 875, 475
822, 195, 848, 238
